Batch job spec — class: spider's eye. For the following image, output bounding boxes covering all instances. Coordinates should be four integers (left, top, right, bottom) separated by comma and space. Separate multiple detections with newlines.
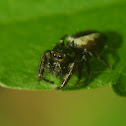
53, 53, 56, 57
51, 52, 57, 57
57, 54, 66, 59
58, 55, 62, 59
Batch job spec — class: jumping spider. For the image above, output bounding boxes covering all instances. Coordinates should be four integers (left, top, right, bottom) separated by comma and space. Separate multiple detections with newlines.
38, 31, 112, 89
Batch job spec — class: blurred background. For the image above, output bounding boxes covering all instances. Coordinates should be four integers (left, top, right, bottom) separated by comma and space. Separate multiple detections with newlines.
0, 86, 126, 126
0, 0, 126, 126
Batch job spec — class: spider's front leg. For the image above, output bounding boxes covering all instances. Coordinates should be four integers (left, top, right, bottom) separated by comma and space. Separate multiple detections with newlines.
60, 34, 68, 45
56, 62, 76, 89
38, 50, 54, 84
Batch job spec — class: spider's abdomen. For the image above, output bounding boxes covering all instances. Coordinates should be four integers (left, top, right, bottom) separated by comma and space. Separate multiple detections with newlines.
67, 32, 105, 51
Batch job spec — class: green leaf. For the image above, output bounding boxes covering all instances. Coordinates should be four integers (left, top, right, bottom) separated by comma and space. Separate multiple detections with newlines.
0, 0, 126, 94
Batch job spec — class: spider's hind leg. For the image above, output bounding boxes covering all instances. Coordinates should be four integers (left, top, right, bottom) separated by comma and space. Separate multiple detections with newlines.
92, 52, 112, 70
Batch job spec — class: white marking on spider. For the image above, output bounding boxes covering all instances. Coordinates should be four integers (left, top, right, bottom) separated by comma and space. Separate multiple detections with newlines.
67, 33, 100, 46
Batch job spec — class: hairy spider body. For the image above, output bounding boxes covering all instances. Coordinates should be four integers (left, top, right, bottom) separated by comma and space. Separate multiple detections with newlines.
38, 31, 111, 89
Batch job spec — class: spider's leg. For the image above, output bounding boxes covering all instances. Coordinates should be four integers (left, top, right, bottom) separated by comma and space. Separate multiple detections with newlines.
92, 52, 112, 70
75, 62, 83, 85
60, 34, 68, 45
56, 62, 75, 89
80, 49, 91, 86
38, 50, 54, 84
81, 52, 90, 87
84, 57, 90, 86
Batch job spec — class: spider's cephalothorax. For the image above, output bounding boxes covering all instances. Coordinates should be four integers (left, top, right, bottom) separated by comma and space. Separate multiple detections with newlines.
38, 31, 112, 89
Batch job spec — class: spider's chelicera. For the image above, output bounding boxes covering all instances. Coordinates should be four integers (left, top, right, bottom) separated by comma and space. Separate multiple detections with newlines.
38, 31, 112, 89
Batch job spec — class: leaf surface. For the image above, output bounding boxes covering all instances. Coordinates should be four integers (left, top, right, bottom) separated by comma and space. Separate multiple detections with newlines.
0, 1, 126, 95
